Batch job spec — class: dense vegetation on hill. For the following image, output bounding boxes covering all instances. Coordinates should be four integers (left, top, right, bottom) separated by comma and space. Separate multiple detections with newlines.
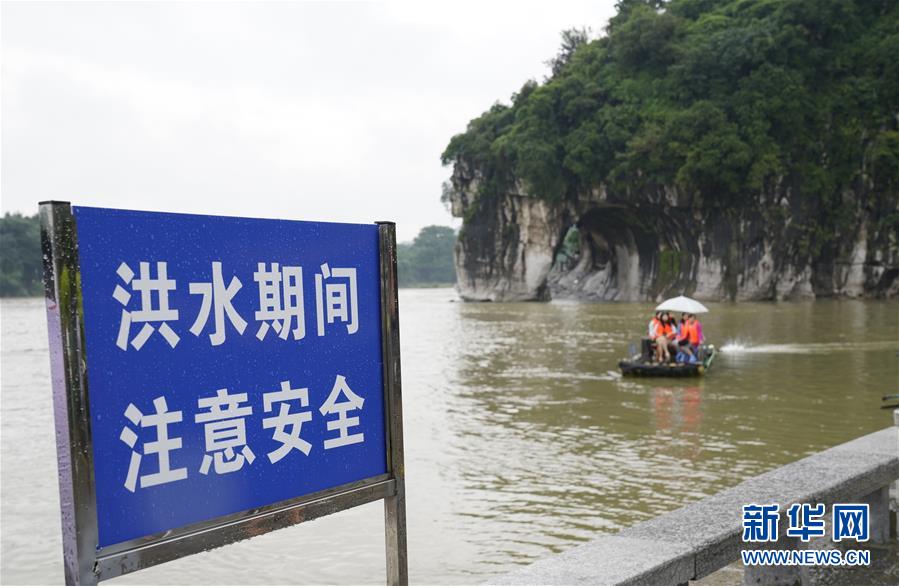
442, 0, 899, 249
0, 213, 43, 297
398, 225, 456, 287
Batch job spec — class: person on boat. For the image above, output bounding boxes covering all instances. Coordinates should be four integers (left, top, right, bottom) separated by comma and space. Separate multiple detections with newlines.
648, 312, 675, 362
675, 313, 688, 348
676, 313, 694, 361
647, 312, 663, 361
676, 313, 704, 363
664, 312, 680, 359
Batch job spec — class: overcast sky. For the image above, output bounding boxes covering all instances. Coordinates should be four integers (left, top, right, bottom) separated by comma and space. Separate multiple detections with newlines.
2, 1, 616, 241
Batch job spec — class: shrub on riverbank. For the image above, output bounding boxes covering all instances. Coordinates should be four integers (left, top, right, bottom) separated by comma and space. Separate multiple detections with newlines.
0, 213, 42, 297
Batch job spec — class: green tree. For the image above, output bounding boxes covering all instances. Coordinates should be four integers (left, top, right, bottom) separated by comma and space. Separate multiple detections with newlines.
397, 225, 457, 287
0, 213, 43, 297
545, 27, 592, 78
442, 0, 899, 252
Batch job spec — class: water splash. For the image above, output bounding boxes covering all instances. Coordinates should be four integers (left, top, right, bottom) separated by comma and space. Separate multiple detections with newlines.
719, 341, 748, 353
720, 340, 896, 355
720, 342, 815, 354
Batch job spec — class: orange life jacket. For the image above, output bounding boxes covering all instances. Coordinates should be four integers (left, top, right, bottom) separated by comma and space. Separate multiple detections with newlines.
651, 318, 673, 338
680, 320, 700, 345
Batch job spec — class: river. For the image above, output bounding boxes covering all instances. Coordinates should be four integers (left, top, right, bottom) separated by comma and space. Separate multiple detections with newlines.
2, 291, 897, 584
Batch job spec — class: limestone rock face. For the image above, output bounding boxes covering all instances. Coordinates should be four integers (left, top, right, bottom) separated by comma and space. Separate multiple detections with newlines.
451, 162, 569, 301
448, 162, 899, 302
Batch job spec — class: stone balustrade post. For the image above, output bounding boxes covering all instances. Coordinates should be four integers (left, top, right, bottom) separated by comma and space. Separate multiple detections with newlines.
861, 484, 890, 545
742, 535, 802, 586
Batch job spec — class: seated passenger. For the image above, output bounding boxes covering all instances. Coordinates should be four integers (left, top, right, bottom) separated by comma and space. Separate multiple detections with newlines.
647, 312, 661, 360
648, 311, 673, 363
693, 315, 705, 346
675, 312, 690, 359
677, 313, 703, 363
667, 312, 681, 357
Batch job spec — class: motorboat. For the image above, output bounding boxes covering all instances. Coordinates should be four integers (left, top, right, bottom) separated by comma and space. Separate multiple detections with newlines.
620, 295, 716, 377
618, 339, 716, 377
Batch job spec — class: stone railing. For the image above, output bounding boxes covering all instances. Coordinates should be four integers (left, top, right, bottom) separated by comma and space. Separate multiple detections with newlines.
490, 417, 899, 585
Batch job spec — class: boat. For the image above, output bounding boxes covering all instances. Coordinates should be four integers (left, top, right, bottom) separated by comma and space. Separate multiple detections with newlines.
618, 340, 716, 377
619, 295, 716, 377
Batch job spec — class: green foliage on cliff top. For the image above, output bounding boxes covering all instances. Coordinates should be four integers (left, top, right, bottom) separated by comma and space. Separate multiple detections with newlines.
1, 213, 43, 297
398, 225, 457, 287
442, 0, 899, 210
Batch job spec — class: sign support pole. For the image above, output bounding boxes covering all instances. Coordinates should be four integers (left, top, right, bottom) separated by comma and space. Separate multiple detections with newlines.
40, 200, 100, 586
377, 222, 408, 586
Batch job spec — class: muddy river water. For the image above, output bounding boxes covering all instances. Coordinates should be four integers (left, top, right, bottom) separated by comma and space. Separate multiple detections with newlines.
2, 292, 897, 584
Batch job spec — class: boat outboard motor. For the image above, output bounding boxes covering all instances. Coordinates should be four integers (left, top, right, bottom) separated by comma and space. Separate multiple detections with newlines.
640, 338, 654, 361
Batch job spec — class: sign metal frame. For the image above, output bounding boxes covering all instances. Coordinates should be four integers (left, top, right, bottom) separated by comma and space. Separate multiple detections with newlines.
40, 201, 408, 585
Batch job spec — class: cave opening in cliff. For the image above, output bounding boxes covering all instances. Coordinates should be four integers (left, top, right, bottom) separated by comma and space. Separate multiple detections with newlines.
553, 225, 581, 272
549, 206, 660, 301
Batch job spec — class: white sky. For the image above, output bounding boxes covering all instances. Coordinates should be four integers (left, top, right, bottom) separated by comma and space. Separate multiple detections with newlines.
1, 1, 616, 242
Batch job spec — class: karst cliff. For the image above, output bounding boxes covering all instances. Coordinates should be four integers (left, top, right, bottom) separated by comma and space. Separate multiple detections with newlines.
447, 161, 898, 301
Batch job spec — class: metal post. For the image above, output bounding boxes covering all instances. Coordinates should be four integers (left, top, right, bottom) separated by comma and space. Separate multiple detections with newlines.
40, 201, 99, 586
377, 221, 408, 586
894, 410, 899, 537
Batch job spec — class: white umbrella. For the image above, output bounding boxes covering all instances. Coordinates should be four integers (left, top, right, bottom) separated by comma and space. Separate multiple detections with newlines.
655, 295, 709, 314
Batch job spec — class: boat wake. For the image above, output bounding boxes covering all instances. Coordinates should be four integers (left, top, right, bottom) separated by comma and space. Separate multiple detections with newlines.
720, 340, 897, 355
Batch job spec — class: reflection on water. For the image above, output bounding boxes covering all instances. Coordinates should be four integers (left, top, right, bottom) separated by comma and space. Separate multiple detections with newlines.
652, 386, 703, 435
1, 292, 897, 584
